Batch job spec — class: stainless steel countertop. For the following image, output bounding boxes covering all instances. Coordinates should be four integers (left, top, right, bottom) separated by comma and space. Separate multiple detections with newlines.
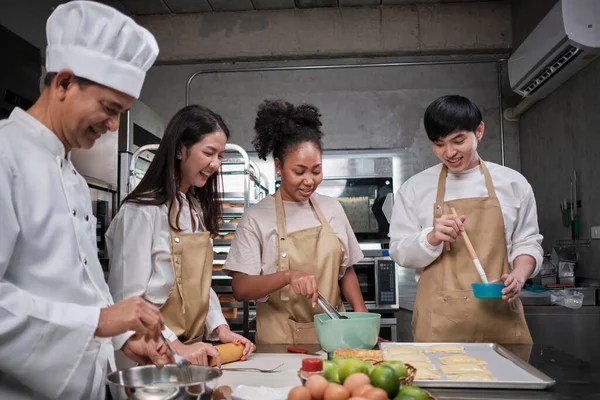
256, 344, 600, 399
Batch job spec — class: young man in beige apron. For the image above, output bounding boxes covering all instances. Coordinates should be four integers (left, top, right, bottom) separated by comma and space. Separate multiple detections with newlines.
389, 95, 543, 345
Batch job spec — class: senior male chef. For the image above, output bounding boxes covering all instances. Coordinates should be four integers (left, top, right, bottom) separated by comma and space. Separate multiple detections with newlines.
0, 2, 172, 399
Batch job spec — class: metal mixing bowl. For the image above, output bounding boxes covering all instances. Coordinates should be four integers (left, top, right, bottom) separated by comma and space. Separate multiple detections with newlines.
106, 365, 222, 400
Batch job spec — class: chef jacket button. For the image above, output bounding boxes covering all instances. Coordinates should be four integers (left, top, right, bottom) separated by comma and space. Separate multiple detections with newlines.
72, 169, 77, 175
60, 161, 63, 168
174, 237, 180, 243
85, 215, 89, 221
72, 210, 76, 216
84, 258, 87, 265
282, 253, 287, 258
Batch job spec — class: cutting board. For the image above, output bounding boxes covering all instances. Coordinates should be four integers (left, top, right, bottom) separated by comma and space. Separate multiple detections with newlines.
218, 353, 325, 390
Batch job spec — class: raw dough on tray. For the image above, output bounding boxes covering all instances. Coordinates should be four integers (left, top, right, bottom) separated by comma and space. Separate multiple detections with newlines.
446, 373, 498, 381
439, 363, 490, 375
384, 352, 431, 363
415, 368, 441, 380
409, 361, 438, 371
382, 345, 422, 355
439, 355, 487, 365
424, 344, 466, 354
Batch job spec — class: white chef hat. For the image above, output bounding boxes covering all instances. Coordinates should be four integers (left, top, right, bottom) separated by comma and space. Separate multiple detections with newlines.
45, 1, 159, 98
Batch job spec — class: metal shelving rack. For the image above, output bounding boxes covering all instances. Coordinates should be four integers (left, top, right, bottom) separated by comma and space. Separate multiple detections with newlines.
213, 144, 269, 338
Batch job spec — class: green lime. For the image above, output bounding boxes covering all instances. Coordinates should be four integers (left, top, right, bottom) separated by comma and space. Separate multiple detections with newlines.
394, 395, 418, 400
338, 358, 369, 383
398, 386, 429, 400
363, 361, 375, 375
323, 365, 341, 384
369, 365, 400, 398
381, 360, 409, 378
332, 356, 353, 366
323, 360, 335, 373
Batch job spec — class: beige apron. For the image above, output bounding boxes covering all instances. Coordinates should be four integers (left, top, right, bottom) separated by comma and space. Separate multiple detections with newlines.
160, 200, 214, 344
412, 160, 532, 344
256, 190, 344, 345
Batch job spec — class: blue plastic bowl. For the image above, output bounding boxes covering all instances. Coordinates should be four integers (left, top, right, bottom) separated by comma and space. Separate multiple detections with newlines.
472, 283, 505, 299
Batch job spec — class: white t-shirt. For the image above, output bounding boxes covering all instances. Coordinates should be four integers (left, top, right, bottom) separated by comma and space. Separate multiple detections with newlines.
106, 198, 227, 345
389, 162, 544, 281
223, 193, 364, 298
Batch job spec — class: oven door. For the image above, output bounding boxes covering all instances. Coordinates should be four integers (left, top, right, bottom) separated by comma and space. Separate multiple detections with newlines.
352, 262, 377, 308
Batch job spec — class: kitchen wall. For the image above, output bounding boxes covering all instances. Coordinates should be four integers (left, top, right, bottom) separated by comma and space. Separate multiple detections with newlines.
518, 58, 600, 280
141, 58, 521, 180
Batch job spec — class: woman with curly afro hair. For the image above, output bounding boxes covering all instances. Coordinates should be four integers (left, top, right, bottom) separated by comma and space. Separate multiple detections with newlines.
223, 100, 368, 345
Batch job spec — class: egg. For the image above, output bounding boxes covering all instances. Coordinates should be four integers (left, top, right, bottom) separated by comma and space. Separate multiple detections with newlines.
343, 373, 371, 394
324, 383, 350, 400
212, 385, 233, 400
362, 387, 388, 400
305, 375, 329, 400
351, 384, 373, 397
287, 386, 311, 400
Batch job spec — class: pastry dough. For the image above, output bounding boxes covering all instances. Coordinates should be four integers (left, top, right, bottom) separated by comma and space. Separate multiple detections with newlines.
439, 363, 490, 375
409, 361, 438, 371
414, 368, 441, 380
382, 345, 422, 355
333, 348, 383, 363
446, 373, 498, 381
439, 355, 487, 365
384, 353, 431, 363
424, 344, 466, 354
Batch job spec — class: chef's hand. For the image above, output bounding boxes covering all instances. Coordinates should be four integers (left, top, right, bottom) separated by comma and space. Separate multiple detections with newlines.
427, 214, 466, 246
173, 340, 222, 367
216, 325, 255, 361
122, 334, 173, 367
286, 270, 319, 305
95, 296, 164, 340
498, 273, 526, 303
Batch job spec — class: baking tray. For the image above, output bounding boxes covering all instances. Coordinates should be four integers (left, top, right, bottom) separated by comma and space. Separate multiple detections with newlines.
379, 342, 555, 390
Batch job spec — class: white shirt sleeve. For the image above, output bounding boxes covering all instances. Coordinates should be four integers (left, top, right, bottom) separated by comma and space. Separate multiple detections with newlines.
204, 288, 228, 340
107, 205, 180, 346
509, 184, 544, 277
389, 186, 443, 269
0, 153, 100, 398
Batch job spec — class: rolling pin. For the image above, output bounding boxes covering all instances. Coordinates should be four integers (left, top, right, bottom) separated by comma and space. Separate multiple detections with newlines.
208, 343, 256, 367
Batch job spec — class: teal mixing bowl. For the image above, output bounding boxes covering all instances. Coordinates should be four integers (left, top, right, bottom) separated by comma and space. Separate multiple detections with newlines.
314, 312, 380, 353
472, 282, 505, 299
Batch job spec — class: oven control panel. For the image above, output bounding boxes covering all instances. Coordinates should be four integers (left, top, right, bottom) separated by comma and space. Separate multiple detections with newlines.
375, 257, 398, 307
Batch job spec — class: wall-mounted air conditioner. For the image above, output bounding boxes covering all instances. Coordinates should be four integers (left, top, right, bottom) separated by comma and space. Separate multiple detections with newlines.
505, 0, 600, 119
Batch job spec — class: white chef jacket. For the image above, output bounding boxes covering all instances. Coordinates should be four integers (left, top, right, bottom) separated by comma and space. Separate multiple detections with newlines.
0, 108, 119, 400
389, 162, 544, 282
106, 199, 228, 348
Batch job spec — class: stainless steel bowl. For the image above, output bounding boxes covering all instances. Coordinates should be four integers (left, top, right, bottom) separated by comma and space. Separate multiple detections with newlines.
106, 365, 222, 400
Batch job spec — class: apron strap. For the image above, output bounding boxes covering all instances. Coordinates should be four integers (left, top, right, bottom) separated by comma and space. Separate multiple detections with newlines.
309, 196, 331, 230
274, 190, 290, 273
434, 158, 496, 252
168, 200, 188, 313
434, 158, 497, 212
